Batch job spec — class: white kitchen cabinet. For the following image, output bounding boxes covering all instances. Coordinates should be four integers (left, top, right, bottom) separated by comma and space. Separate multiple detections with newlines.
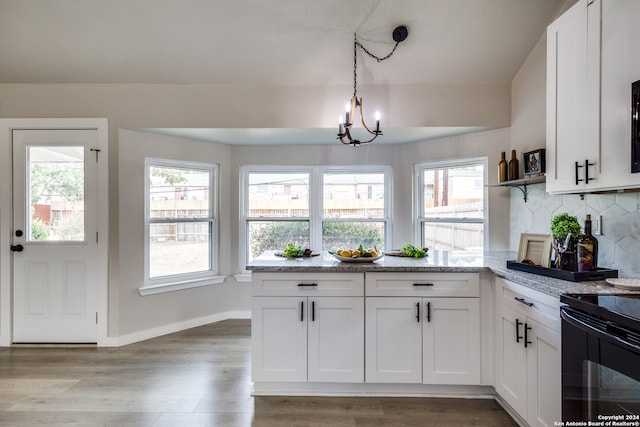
494, 278, 561, 427
365, 273, 481, 385
251, 273, 364, 384
547, 0, 640, 194
423, 297, 481, 385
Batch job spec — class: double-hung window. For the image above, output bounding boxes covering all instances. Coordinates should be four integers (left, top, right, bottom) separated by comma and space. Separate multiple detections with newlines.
415, 158, 486, 252
145, 158, 218, 283
242, 166, 390, 264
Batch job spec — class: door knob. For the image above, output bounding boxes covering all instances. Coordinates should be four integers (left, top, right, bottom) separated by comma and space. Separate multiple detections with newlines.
10, 244, 24, 252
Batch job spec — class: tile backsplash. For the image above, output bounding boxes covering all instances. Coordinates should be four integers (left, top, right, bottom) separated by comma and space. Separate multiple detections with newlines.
510, 184, 640, 278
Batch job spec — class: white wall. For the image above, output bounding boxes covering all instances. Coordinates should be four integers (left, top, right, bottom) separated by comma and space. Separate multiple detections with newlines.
0, 81, 511, 341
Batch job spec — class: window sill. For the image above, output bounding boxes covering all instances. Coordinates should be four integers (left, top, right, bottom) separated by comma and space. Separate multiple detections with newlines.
138, 276, 226, 296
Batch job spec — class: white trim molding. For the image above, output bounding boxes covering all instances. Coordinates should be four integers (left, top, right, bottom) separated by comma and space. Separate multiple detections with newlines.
138, 276, 226, 296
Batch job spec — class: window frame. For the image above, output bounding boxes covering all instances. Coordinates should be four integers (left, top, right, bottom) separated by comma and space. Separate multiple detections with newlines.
414, 157, 488, 251
240, 164, 392, 267
144, 158, 219, 287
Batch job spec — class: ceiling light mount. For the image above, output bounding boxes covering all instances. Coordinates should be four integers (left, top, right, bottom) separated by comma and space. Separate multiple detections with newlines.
337, 25, 408, 147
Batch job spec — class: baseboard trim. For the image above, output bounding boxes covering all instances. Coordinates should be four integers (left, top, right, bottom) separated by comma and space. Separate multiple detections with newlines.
110, 310, 251, 347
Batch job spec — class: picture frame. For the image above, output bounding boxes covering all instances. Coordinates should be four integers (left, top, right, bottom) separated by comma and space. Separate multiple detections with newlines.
523, 149, 545, 176
517, 233, 552, 268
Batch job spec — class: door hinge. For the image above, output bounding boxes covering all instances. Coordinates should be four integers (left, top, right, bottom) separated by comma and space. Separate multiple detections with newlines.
96, 312, 98, 324
96, 231, 99, 243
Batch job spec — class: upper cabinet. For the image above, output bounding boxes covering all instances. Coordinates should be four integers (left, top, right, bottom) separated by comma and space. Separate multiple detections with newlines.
546, 0, 640, 194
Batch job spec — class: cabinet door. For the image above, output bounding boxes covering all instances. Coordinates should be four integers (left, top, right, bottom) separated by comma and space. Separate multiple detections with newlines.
526, 318, 561, 427
251, 297, 307, 382
494, 305, 528, 416
598, 0, 640, 191
365, 297, 422, 383
422, 298, 481, 385
307, 297, 364, 383
546, 0, 600, 193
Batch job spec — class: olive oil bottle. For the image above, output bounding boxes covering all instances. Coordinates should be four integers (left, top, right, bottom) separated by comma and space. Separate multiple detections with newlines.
577, 214, 598, 271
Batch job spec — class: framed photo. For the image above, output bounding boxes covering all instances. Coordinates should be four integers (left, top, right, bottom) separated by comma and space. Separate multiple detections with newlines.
523, 149, 545, 176
517, 233, 552, 268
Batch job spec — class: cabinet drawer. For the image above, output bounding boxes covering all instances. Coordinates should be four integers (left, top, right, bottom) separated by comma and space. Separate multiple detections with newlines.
365, 273, 479, 297
498, 278, 560, 332
252, 272, 364, 296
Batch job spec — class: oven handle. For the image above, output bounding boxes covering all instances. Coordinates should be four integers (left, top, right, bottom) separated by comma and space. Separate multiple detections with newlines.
561, 307, 640, 354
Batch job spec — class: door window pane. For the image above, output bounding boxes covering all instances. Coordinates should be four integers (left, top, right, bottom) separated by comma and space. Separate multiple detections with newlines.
28, 146, 84, 242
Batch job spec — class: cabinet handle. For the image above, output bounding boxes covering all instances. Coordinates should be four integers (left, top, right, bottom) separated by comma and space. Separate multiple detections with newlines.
516, 318, 523, 343
413, 283, 434, 287
524, 323, 533, 348
585, 159, 595, 184
300, 301, 304, 322
297, 283, 318, 287
416, 302, 420, 322
311, 300, 315, 322
514, 297, 534, 307
575, 161, 584, 185
425, 301, 431, 323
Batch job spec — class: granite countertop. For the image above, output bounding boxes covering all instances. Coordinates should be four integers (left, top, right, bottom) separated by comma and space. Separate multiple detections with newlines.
247, 250, 636, 298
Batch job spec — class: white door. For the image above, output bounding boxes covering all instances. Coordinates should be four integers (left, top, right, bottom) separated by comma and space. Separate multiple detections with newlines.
307, 297, 364, 383
12, 129, 99, 343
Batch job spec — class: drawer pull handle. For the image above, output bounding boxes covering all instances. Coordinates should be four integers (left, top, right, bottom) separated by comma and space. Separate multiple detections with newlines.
413, 283, 434, 287
297, 283, 318, 287
514, 297, 534, 307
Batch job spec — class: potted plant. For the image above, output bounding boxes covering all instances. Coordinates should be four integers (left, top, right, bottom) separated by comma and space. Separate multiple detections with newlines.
550, 213, 582, 270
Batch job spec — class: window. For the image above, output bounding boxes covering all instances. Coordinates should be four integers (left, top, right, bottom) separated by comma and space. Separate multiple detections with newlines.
415, 158, 486, 252
145, 159, 218, 282
242, 166, 391, 264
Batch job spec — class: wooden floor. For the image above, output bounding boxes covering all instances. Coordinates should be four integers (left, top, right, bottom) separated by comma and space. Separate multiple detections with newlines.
0, 320, 517, 426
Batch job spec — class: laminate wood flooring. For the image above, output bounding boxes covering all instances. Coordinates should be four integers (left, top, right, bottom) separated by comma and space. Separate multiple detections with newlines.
0, 320, 517, 426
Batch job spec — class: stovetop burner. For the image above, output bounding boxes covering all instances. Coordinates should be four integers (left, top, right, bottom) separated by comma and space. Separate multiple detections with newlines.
561, 293, 640, 331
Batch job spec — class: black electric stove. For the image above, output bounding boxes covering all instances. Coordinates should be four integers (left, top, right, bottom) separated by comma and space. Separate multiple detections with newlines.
560, 293, 640, 332
560, 293, 640, 421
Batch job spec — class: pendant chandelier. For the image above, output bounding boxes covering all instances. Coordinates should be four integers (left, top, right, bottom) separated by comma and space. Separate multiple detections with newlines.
337, 25, 408, 146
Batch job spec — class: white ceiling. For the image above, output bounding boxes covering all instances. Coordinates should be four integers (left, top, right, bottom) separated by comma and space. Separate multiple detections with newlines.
0, 0, 565, 144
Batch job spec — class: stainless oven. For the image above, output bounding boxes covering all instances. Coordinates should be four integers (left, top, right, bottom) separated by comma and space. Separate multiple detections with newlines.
560, 294, 640, 423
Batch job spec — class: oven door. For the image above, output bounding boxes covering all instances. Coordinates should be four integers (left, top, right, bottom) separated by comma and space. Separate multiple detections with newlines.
561, 307, 640, 422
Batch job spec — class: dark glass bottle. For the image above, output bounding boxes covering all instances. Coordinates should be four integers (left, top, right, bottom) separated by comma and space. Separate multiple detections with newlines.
577, 214, 598, 271
498, 152, 507, 182
508, 149, 519, 181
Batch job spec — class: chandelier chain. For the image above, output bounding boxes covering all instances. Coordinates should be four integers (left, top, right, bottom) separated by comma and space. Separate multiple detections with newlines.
352, 33, 401, 97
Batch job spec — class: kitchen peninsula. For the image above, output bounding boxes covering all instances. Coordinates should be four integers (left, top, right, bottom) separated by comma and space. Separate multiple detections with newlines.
247, 251, 629, 426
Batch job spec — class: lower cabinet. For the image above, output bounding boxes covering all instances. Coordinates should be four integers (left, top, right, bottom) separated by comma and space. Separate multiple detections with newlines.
365, 296, 481, 384
252, 296, 364, 383
494, 278, 561, 427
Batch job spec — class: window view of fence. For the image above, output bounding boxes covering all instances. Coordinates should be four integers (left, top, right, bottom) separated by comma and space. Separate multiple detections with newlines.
419, 162, 485, 252
147, 163, 216, 279
245, 169, 388, 262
